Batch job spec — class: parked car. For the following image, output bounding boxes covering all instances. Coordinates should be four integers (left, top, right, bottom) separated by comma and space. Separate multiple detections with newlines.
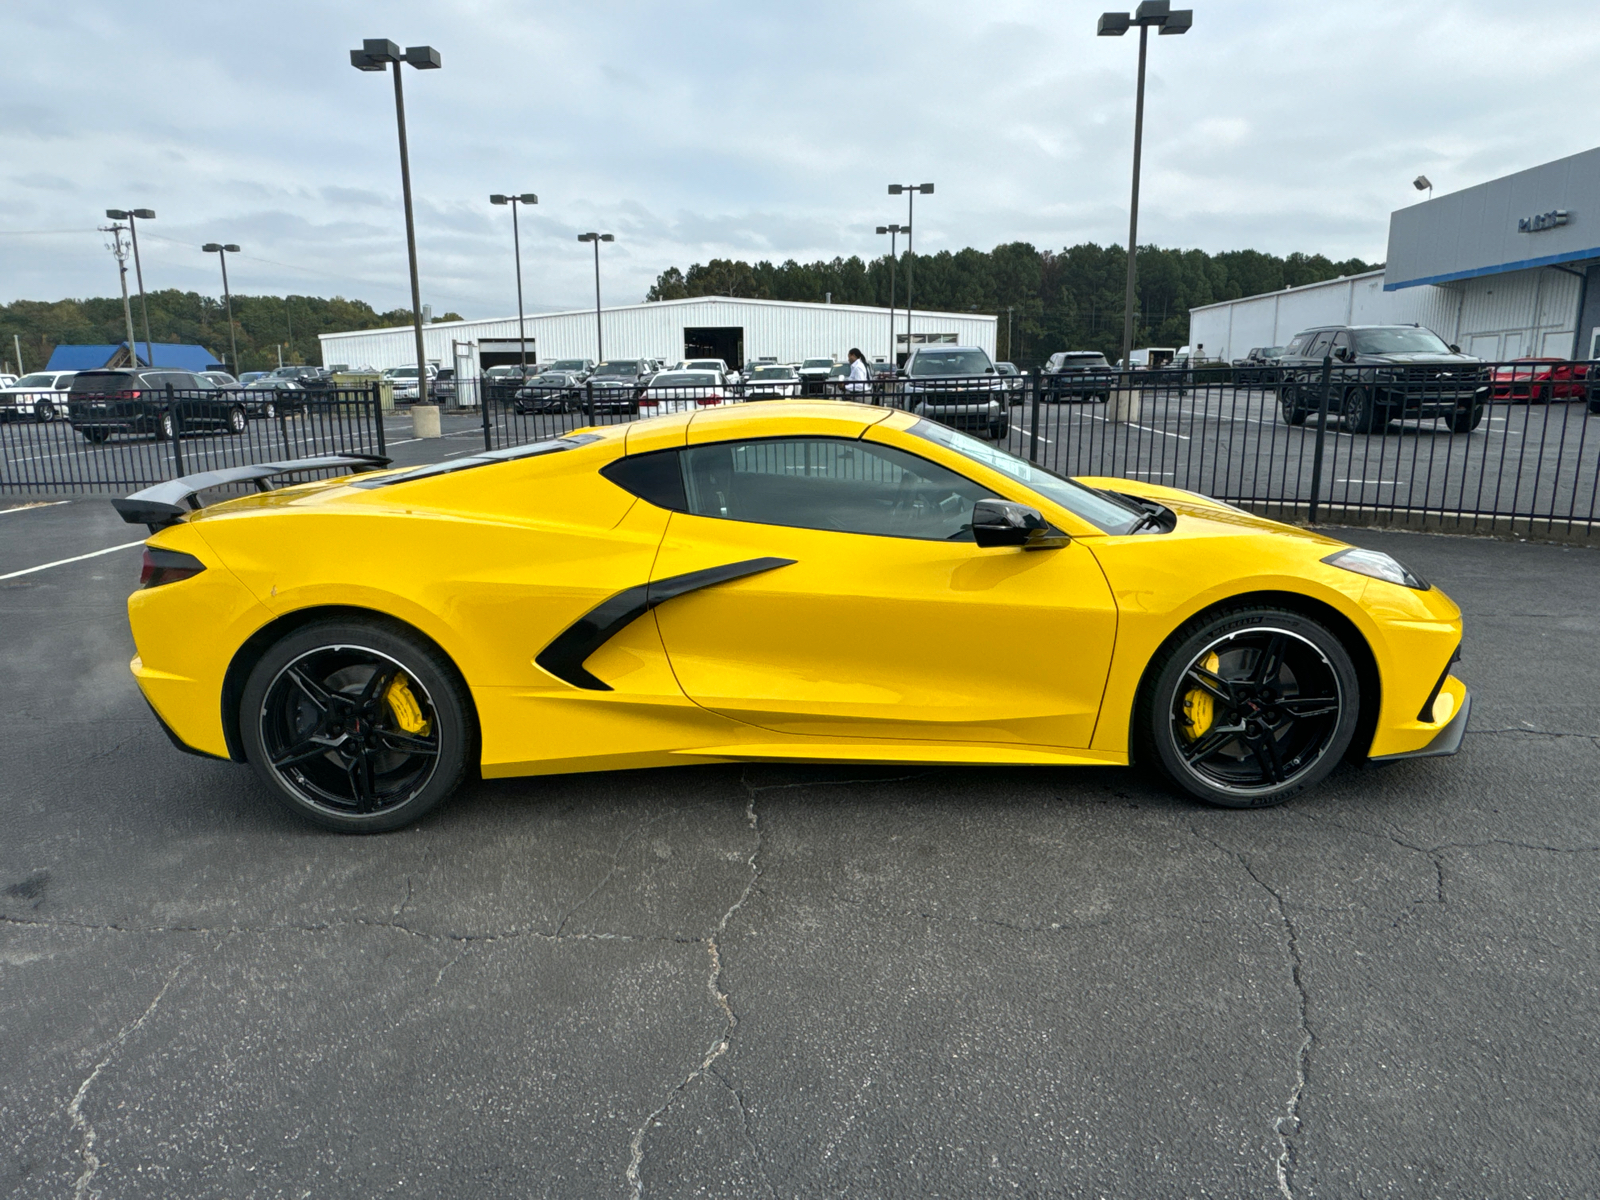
678, 358, 742, 385
741, 364, 802, 400
1126, 347, 1176, 370
797, 357, 836, 395
67, 368, 248, 442
0, 370, 77, 421
588, 360, 653, 414
512, 372, 585, 414
638, 370, 733, 414
1277, 325, 1488, 433
543, 358, 595, 380
1043, 351, 1113, 402
901, 345, 1009, 439
238, 371, 272, 386
1490, 358, 1592, 403
993, 362, 1027, 397
0, 374, 16, 389
388, 365, 438, 403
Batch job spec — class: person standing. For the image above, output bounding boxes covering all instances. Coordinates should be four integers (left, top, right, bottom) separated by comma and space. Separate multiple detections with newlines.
845, 348, 872, 401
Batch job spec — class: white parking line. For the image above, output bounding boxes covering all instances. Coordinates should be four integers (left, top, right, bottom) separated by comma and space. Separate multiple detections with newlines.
1, 540, 144, 581
1, 500, 71, 515
1089, 415, 1190, 440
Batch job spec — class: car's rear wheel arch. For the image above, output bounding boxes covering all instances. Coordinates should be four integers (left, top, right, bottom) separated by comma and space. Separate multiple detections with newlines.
1131, 589, 1381, 767
221, 605, 480, 767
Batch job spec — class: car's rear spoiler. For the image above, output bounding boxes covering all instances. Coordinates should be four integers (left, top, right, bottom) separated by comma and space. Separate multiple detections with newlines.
111, 454, 391, 531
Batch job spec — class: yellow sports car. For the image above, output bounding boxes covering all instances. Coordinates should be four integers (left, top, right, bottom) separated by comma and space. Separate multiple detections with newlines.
114, 402, 1467, 832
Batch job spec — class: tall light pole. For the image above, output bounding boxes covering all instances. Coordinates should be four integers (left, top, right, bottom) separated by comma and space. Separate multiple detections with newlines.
106, 208, 155, 364
1006, 305, 1015, 363
351, 38, 442, 398
875, 223, 907, 363
491, 193, 539, 372
887, 184, 933, 359
201, 243, 241, 375
578, 232, 614, 362
100, 223, 140, 368
1098, 2, 1191, 368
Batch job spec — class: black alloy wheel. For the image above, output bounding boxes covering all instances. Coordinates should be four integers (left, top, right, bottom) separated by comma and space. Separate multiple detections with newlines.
1341, 385, 1379, 434
1140, 608, 1360, 808
1280, 392, 1307, 426
240, 620, 472, 832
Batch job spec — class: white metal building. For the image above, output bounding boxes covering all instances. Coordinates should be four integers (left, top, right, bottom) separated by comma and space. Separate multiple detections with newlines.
1191, 146, 1600, 362
318, 295, 997, 376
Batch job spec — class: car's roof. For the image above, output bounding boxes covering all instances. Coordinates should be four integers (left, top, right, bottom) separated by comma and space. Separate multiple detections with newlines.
909, 345, 986, 353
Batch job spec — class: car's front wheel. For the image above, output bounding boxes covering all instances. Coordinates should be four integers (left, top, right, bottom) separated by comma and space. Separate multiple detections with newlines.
240, 619, 473, 832
1138, 607, 1360, 809
227, 405, 247, 434
35, 400, 55, 422
1449, 402, 1485, 433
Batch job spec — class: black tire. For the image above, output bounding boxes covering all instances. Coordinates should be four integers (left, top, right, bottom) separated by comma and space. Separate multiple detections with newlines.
35, 400, 55, 423
263, 401, 276, 420
156, 411, 175, 442
239, 618, 474, 833
988, 418, 1009, 440
1340, 385, 1380, 434
1136, 606, 1360, 809
81, 427, 109, 444
227, 405, 247, 434
1449, 403, 1485, 433
1280, 395, 1307, 426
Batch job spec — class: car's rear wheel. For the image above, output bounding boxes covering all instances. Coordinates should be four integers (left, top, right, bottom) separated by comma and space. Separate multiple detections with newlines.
240, 619, 473, 832
35, 400, 55, 422
156, 411, 175, 441
1138, 607, 1360, 809
81, 427, 109, 444
1280, 393, 1307, 425
226, 405, 247, 434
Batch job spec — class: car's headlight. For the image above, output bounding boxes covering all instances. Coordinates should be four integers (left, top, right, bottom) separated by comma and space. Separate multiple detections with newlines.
1323, 547, 1428, 590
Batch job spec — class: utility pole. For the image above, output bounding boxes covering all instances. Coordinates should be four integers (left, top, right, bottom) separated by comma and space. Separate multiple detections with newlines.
100, 224, 140, 367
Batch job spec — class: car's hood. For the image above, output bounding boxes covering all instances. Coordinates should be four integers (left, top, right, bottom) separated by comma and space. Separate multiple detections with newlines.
1073, 476, 1346, 547
1358, 352, 1480, 366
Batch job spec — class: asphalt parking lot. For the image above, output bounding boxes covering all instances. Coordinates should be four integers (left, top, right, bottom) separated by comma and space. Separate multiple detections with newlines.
2, 490, 1598, 1197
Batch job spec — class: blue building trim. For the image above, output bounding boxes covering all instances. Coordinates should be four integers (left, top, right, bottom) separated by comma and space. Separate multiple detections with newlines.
1385, 246, 1600, 291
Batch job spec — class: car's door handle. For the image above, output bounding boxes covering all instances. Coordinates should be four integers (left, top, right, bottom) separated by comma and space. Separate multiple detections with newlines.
535, 557, 797, 691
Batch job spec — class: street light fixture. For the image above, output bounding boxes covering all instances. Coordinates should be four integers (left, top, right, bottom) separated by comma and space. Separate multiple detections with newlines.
106, 208, 155, 365
577, 233, 614, 362
1414, 175, 1433, 200
350, 38, 442, 400
1098, 1, 1192, 368
875, 223, 908, 364
491, 193, 539, 373
887, 184, 932, 360
201, 243, 242, 376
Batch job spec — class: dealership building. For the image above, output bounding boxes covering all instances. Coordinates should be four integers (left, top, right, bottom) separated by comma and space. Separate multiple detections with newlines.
1190, 146, 1600, 363
318, 295, 996, 376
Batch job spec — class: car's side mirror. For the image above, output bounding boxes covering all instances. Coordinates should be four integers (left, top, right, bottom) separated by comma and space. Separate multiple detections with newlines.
971, 498, 1053, 548
1449, 344, 1461, 354
985, 366, 996, 374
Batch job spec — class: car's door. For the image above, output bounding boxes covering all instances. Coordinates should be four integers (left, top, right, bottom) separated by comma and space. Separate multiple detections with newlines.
646, 434, 1119, 748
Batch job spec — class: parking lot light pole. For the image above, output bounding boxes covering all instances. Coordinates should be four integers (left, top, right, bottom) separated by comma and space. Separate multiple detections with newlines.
100, 222, 141, 368
578, 233, 614, 362
491, 193, 539, 372
1098, 2, 1191, 369
201, 243, 242, 375
876, 223, 907, 363
351, 39, 442, 399
887, 185, 932, 359
106, 209, 155, 365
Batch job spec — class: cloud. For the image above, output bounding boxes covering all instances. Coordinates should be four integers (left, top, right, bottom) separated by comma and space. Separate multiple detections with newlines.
4, 0, 1599, 316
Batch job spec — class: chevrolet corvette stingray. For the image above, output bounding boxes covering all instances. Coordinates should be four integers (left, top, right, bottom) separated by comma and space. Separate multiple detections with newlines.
113, 402, 1467, 832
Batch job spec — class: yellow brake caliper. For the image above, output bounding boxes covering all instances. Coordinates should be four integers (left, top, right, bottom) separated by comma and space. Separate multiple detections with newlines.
384, 674, 431, 736
1180, 652, 1220, 741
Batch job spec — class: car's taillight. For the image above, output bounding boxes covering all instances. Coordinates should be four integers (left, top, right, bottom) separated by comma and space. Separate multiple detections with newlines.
140, 547, 206, 588
639, 396, 659, 407
698, 393, 723, 406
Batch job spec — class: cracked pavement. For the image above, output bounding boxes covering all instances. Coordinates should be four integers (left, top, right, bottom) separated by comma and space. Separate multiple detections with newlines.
3, 499, 1599, 1197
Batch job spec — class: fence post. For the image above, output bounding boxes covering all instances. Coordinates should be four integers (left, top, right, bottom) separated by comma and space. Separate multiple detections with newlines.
165, 383, 185, 477
481, 374, 493, 451
585, 379, 595, 425
372, 382, 386, 457
1307, 355, 1333, 524
1028, 369, 1042, 463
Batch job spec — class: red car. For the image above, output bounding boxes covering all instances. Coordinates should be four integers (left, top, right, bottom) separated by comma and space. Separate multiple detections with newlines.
1490, 358, 1592, 402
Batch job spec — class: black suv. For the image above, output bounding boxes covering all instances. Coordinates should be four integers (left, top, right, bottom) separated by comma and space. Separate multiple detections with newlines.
1043, 350, 1114, 402
67, 369, 249, 443
1277, 325, 1488, 433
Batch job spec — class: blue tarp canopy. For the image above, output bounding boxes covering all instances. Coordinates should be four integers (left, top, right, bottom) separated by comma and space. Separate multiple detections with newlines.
45, 342, 223, 372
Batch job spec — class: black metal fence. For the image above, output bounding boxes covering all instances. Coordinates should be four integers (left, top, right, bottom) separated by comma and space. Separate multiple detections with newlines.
0, 384, 386, 494
473, 360, 1600, 540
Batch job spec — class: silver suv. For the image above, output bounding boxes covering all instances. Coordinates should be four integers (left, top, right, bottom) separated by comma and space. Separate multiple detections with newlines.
901, 345, 1008, 440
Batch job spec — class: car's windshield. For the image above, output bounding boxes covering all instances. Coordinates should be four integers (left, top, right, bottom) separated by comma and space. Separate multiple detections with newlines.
12, 374, 56, 388
909, 350, 992, 377
906, 419, 1142, 534
1352, 328, 1452, 355
749, 367, 796, 380
802, 359, 834, 369
683, 361, 721, 370
390, 367, 420, 379
593, 361, 641, 376
650, 372, 718, 388
1060, 354, 1108, 367
549, 360, 589, 371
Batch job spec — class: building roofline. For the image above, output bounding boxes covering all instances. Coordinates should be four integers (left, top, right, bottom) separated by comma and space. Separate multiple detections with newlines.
1187, 268, 1387, 314
319, 294, 996, 341
1384, 247, 1600, 291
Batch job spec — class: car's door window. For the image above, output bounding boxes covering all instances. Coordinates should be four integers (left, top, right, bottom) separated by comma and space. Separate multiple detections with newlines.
1304, 330, 1335, 359
1330, 331, 1353, 360
680, 436, 991, 541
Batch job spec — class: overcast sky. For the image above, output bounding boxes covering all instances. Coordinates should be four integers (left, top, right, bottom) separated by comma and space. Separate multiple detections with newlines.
5, 0, 1598, 319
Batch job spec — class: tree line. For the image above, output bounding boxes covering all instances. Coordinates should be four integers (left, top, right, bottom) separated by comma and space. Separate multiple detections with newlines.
648, 242, 1379, 365
0, 292, 462, 376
